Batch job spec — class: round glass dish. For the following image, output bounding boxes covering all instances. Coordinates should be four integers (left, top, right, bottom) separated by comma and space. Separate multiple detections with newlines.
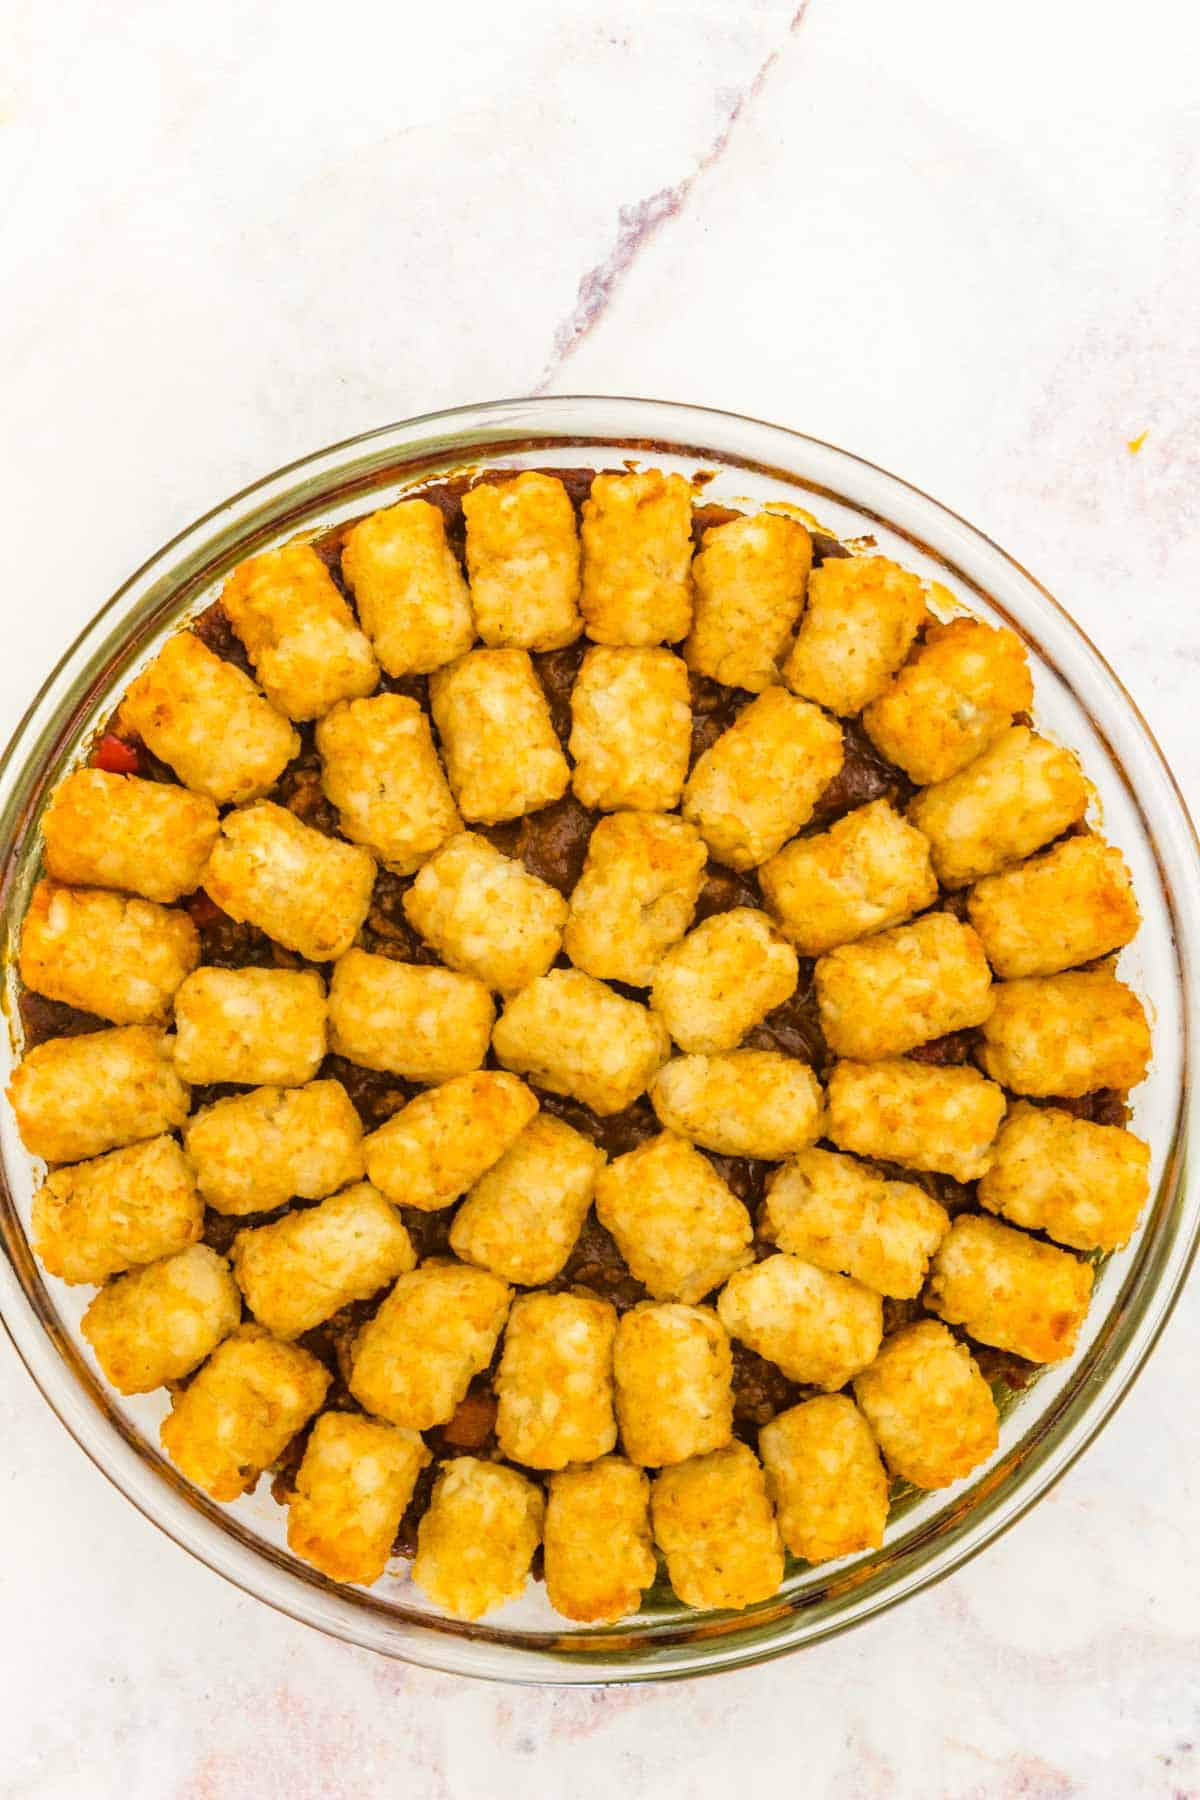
0, 396, 1196, 1685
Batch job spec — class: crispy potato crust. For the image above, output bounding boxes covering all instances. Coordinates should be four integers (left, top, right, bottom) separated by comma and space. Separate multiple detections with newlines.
569, 646, 692, 812
363, 1071, 538, 1211
853, 1320, 998, 1489
594, 1132, 753, 1303
341, 498, 474, 677
463, 472, 583, 650
613, 1302, 733, 1468
579, 470, 694, 646
287, 1413, 430, 1586
316, 693, 461, 875
122, 631, 299, 804
231, 1182, 416, 1338
760, 1395, 889, 1563
784, 554, 926, 717
40, 769, 219, 903
492, 968, 671, 1115
159, 1325, 330, 1502
977, 1102, 1150, 1253
759, 799, 938, 956
9, 1025, 190, 1164
20, 879, 199, 1026
495, 1291, 618, 1469
202, 801, 375, 963
413, 1457, 543, 1621
222, 542, 378, 720
686, 511, 812, 692
863, 617, 1032, 783
683, 688, 844, 870
81, 1244, 241, 1394
977, 969, 1152, 1097
348, 1260, 512, 1431
925, 1214, 1095, 1363
827, 1058, 1006, 1181
651, 1441, 784, 1610
544, 1458, 656, 1624
717, 1254, 883, 1390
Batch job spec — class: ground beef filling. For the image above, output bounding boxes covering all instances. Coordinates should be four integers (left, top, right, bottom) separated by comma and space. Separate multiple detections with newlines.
17, 466, 1128, 1564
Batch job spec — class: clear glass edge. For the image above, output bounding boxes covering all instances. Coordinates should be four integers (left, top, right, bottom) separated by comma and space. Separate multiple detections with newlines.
0, 395, 1195, 1684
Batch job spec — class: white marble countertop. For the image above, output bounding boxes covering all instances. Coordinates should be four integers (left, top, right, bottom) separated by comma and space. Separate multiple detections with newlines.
2, 1, 1198, 1793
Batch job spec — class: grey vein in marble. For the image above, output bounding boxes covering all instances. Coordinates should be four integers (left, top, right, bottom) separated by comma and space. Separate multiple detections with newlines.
535, 2, 813, 390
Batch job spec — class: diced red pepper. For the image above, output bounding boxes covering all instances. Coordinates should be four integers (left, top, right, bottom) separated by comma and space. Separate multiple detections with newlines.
93, 733, 141, 775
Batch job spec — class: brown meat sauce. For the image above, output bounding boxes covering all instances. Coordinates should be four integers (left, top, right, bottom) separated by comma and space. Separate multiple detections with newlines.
13, 462, 1137, 1567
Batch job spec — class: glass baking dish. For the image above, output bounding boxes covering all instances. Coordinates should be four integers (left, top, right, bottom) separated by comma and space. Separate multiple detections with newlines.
0, 396, 1196, 1683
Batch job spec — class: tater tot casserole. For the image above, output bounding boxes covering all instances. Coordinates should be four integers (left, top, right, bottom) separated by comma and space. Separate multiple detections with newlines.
4, 425, 1183, 1665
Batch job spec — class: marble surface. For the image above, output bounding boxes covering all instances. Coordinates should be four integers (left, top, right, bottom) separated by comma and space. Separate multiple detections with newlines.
2, 0, 1199, 1794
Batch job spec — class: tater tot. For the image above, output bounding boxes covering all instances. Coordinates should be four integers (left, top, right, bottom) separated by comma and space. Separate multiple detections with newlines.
544, 1458, 656, 1624
429, 649, 569, 824
967, 834, 1140, 978
496, 1291, 618, 1469
569, 646, 692, 812
221, 542, 378, 720
202, 801, 375, 964
682, 688, 844, 870
863, 617, 1033, 784
614, 1302, 733, 1467
9, 1025, 190, 1164
462, 472, 583, 650
977, 1101, 1150, 1253
853, 1320, 998, 1489
783, 554, 926, 717
172, 967, 327, 1086
349, 1260, 512, 1430
363, 1071, 538, 1211
685, 511, 812, 692
717, 1255, 882, 1390
231, 1182, 416, 1338
650, 908, 798, 1054
31, 1135, 201, 1286
579, 470, 694, 646
595, 1132, 753, 1303
814, 912, 994, 1060
340, 498, 474, 677
327, 948, 494, 1082
908, 726, 1089, 888
563, 812, 707, 987
926, 1214, 1094, 1364
763, 1148, 949, 1299
759, 1395, 889, 1563
183, 1079, 365, 1216
760, 799, 938, 956
649, 1050, 823, 1159
977, 969, 1151, 1098
449, 1114, 604, 1285
121, 631, 299, 804
81, 1244, 241, 1394
403, 832, 567, 994
413, 1457, 544, 1621
19, 879, 199, 1025
286, 1413, 430, 1586
316, 693, 461, 876
492, 969, 671, 1116
651, 1441, 784, 1611
827, 1058, 1006, 1182
159, 1325, 330, 1502
40, 769, 219, 903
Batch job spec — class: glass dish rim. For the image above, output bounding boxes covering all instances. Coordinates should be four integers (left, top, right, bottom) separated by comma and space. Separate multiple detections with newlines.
0, 393, 1196, 1685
